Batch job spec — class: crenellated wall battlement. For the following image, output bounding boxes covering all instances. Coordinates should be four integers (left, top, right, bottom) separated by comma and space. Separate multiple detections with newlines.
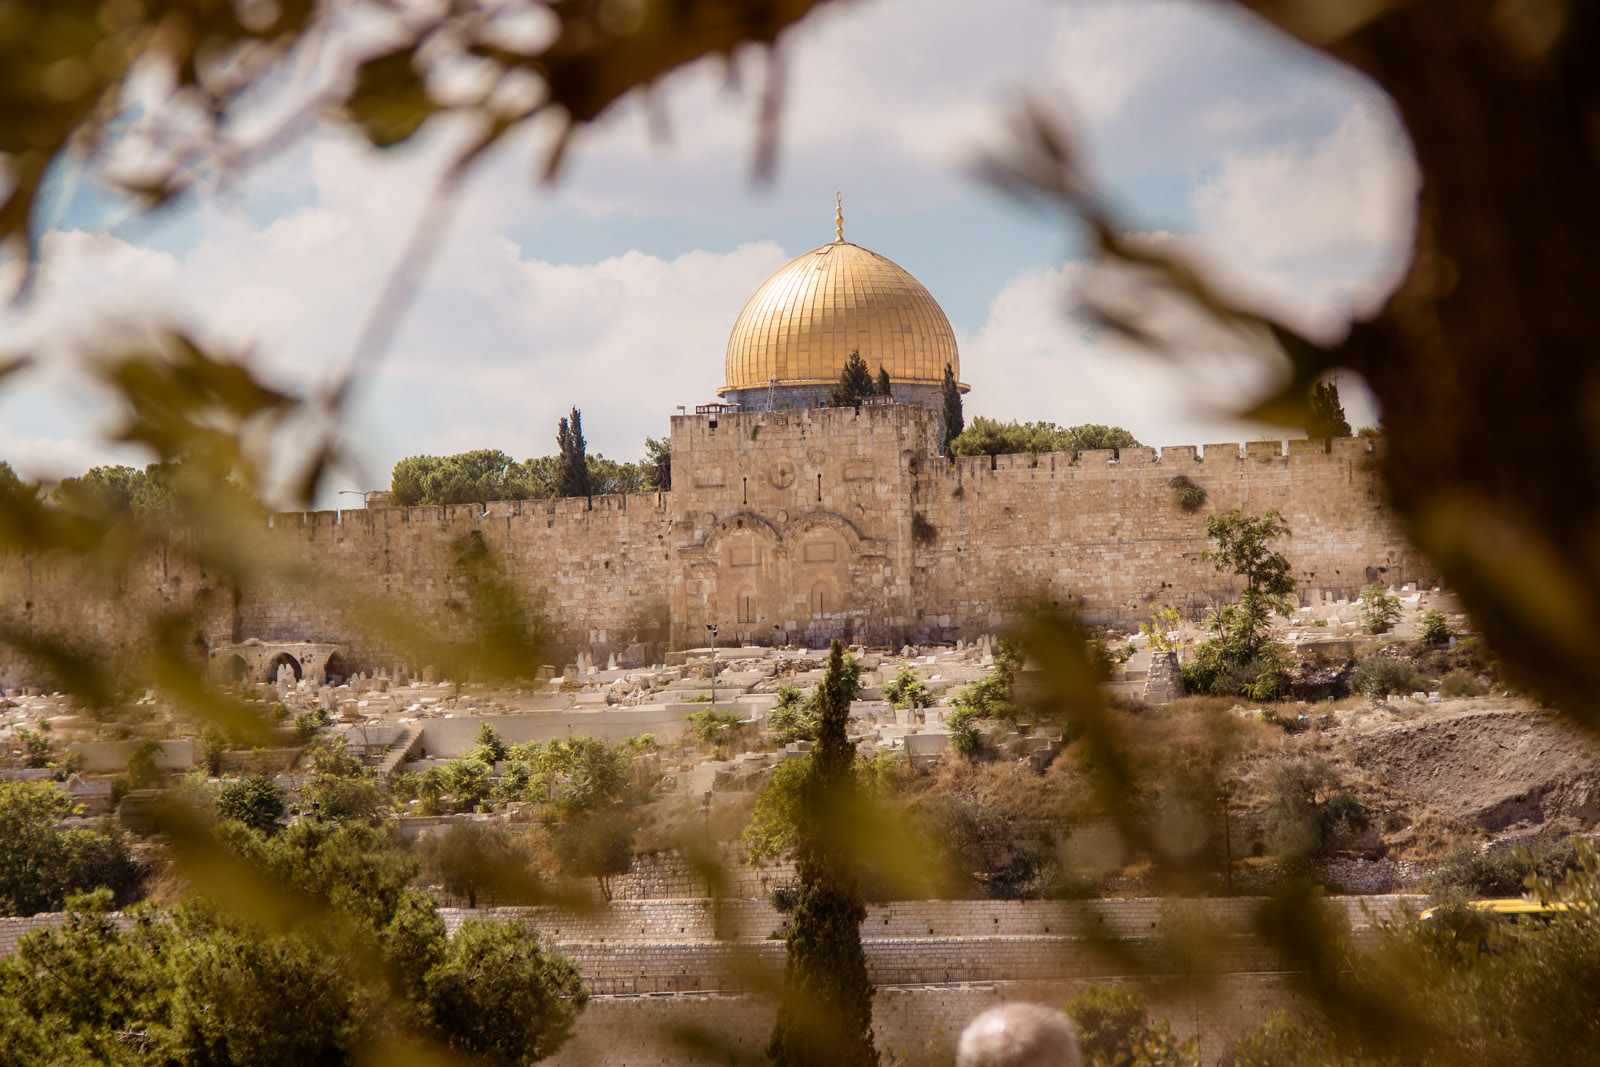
937, 433, 1373, 481
270, 490, 669, 534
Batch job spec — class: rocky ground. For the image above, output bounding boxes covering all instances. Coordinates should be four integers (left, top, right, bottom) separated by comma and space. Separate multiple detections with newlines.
6, 583, 1600, 890
1342, 700, 1600, 840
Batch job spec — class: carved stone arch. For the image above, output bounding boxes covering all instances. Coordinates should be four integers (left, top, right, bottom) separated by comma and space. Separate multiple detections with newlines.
702, 512, 784, 557
780, 510, 864, 554
267, 652, 303, 683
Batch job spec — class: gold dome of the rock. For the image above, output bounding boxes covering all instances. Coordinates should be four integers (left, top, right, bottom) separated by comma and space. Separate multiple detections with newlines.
720, 239, 961, 396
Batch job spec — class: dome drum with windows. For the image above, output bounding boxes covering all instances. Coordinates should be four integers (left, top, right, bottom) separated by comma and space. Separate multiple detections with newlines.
719, 197, 969, 411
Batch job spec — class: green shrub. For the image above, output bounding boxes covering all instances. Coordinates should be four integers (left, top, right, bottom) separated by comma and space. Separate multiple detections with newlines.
1064, 985, 1197, 1066
1184, 639, 1294, 700
1263, 758, 1368, 864
1350, 654, 1424, 699
472, 723, 508, 764
767, 686, 818, 745
199, 727, 227, 777
216, 775, 285, 835
1167, 474, 1207, 512
953, 672, 1017, 721
883, 664, 932, 709
1418, 608, 1452, 645
293, 707, 332, 744
1230, 1010, 1326, 1067
1139, 606, 1182, 652
124, 739, 164, 789
945, 707, 981, 756
15, 727, 54, 769
0, 782, 142, 914
49, 749, 85, 780
1358, 585, 1402, 634
1086, 638, 1117, 682
1439, 668, 1487, 698
686, 708, 742, 745
1430, 837, 1582, 897
1065, 984, 1147, 1064
765, 660, 862, 745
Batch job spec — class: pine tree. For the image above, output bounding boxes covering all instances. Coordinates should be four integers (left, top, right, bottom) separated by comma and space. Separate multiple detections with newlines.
940, 363, 964, 455
644, 436, 671, 491
829, 350, 876, 409
555, 407, 591, 500
1307, 381, 1352, 439
767, 639, 878, 1067
875, 366, 891, 398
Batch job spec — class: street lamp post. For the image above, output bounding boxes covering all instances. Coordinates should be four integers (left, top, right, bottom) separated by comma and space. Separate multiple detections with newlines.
705, 624, 718, 710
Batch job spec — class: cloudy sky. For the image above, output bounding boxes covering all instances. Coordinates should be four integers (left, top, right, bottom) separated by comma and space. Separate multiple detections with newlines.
0, 0, 1418, 505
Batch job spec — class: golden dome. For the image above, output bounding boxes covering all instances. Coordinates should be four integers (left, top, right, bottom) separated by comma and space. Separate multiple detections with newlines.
721, 239, 962, 396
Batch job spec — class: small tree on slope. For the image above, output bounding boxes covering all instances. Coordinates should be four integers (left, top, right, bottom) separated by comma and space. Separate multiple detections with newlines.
767, 639, 879, 1067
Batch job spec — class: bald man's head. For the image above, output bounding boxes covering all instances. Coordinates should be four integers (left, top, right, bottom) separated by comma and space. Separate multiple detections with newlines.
956, 1002, 1082, 1067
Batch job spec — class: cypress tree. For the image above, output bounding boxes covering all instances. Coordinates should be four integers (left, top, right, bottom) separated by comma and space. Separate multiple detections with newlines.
875, 366, 891, 398
940, 363, 963, 455
767, 639, 878, 1067
555, 407, 591, 500
1307, 381, 1352, 439
830, 350, 876, 409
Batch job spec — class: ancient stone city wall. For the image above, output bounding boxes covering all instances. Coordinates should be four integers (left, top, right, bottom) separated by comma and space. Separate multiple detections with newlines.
0, 492, 673, 685
911, 434, 1433, 636
0, 404, 1429, 682
668, 404, 1430, 647
240, 494, 674, 662
667, 403, 929, 650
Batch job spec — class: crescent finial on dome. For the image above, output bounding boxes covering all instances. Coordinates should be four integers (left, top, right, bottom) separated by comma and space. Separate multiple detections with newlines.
835, 192, 843, 243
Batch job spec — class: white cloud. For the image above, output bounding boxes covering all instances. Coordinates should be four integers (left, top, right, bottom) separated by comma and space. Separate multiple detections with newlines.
0, 0, 1414, 492
962, 262, 1301, 447
0, 147, 789, 489
1043, 0, 1204, 125
1191, 103, 1418, 323
961, 87, 1410, 442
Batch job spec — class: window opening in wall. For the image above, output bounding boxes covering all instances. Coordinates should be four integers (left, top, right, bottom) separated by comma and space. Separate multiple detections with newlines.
816, 472, 822, 502
268, 652, 302, 682
811, 584, 828, 616
743, 477, 748, 505
740, 591, 756, 624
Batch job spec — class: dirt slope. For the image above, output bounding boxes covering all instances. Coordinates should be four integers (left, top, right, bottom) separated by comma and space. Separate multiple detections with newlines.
1344, 703, 1600, 833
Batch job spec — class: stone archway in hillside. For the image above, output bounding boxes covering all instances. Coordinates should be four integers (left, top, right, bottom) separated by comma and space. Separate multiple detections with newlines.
267, 652, 302, 684
324, 652, 348, 686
